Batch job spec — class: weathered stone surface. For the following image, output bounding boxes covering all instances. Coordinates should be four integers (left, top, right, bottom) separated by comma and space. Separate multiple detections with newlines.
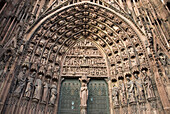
0, 0, 169, 114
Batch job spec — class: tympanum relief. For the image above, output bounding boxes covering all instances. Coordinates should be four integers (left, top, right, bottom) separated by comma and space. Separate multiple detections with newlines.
62, 39, 107, 77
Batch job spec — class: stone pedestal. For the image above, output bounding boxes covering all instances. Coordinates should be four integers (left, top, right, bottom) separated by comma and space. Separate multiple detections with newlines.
80, 105, 87, 114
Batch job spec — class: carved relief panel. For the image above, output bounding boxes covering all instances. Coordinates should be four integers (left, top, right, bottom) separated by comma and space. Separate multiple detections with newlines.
62, 39, 107, 77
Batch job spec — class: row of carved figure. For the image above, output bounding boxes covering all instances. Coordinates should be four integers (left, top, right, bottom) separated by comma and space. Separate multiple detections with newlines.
13, 66, 57, 105
68, 47, 101, 55
62, 67, 107, 76
112, 73, 155, 107
64, 56, 106, 66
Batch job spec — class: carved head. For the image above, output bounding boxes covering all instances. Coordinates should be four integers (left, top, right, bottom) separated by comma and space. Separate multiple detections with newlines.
126, 76, 130, 82
118, 79, 123, 85
134, 73, 139, 79
31, 71, 36, 78
81, 75, 88, 82
38, 74, 43, 79
22, 67, 27, 74
159, 52, 167, 65
46, 78, 51, 82
82, 82, 87, 87
51, 84, 57, 89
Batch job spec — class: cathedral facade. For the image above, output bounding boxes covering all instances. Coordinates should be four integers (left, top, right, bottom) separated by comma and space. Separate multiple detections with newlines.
0, 0, 169, 114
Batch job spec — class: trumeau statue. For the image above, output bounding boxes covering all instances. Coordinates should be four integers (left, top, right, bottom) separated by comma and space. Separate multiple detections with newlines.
49, 83, 57, 105
119, 80, 127, 105
14, 67, 27, 96
134, 73, 145, 102
80, 82, 88, 107
33, 74, 43, 100
79, 75, 90, 114
42, 78, 50, 102
24, 71, 36, 98
126, 77, 136, 103
112, 84, 119, 106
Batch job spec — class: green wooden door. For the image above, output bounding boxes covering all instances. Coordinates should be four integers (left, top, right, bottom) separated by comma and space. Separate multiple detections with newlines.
87, 80, 110, 114
58, 79, 80, 114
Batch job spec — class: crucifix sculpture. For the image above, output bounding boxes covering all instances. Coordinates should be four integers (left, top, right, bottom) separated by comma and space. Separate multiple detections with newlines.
79, 75, 90, 114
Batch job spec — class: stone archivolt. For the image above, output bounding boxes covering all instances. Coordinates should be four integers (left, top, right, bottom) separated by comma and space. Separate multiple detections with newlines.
18, 3, 155, 113
26, 3, 147, 80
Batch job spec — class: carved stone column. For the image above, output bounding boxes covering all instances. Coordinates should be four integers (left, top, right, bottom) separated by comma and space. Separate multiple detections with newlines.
79, 75, 90, 114
107, 78, 113, 114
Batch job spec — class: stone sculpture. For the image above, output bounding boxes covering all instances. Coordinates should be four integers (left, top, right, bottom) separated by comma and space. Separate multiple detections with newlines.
33, 74, 42, 100
14, 67, 27, 96
119, 80, 127, 105
42, 78, 50, 102
112, 84, 119, 106
80, 82, 88, 106
24, 71, 36, 98
134, 73, 145, 102
49, 83, 57, 105
126, 77, 136, 103
159, 52, 170, 78
144, 75, 155, 100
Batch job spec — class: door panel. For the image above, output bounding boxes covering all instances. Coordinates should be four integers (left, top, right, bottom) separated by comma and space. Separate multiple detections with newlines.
58, 79, 80, 114
87, 80, 109, 114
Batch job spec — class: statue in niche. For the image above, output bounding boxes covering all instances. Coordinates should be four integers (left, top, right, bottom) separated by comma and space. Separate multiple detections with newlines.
41, 58, 46, 65
123, 61, 129, 69
126, 77, 136, 103
49, 83, 57, 105
47, 65, 53, 76
28, 15, 35, 25
112, 84, 119, 106
42, 78, 50, 102
144, 40, 152, 56
33, 74, 43, 100
128, 46, 134, 55
14, 67, 27, 96
134, 73, 145, 102
143, 75, 155, 100
35, 46, 42, 56
159, 52, 170, 78
119, 79, 127, 105
24, 71, 36, 98
131, 58, 137, 67
139, 53, 146, 64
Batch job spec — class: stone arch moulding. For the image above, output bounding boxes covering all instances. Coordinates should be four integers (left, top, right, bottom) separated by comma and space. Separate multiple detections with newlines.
24, 1, 150, 78
6, 1, 167, 114
26, 2, 146, 42
23, 1, 151, 80
24, 1, 149, 75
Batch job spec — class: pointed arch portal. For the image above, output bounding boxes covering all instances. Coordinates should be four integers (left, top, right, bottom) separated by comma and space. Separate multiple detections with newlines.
3, 1, 165, 114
